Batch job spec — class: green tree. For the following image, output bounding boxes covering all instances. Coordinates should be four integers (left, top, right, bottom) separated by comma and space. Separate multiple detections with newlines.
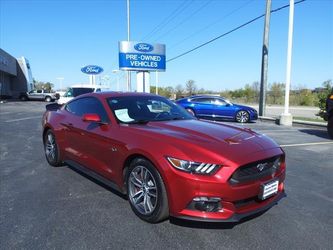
33, 79, 54, 91
317, 79, 332, 120
269, 83, 285, 104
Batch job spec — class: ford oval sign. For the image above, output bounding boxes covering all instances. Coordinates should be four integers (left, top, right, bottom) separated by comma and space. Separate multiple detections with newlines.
134, 43, 154, 52
81, 65, 104, 75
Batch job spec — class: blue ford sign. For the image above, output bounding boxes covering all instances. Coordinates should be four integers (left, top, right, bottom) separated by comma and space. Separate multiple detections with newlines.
134, 43, 154, 52
81, 65, 104, 75
119, 41, 166, 71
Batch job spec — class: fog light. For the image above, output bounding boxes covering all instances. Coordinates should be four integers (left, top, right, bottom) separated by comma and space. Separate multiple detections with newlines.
189, 197, 222, 212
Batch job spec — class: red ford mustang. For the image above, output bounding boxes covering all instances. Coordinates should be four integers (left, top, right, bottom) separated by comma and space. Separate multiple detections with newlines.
42, 92, 286, 223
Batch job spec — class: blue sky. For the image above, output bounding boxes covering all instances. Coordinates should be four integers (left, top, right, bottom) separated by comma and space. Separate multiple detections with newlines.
1, 0, 332, 91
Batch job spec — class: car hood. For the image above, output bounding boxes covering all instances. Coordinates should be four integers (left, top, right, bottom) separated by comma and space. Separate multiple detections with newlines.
125, 119, 279, 163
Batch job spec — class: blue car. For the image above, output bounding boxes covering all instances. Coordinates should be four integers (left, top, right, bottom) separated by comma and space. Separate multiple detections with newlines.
176, 95, 258, 123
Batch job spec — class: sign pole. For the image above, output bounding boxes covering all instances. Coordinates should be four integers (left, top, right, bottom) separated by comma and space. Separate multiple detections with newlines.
156, 71, 158, 95
126, 0, 131, 91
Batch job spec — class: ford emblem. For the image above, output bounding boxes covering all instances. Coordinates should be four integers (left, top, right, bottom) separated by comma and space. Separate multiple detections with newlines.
256, 163, 267, 172
81, 65, 104, 75
134, 43, 154, 52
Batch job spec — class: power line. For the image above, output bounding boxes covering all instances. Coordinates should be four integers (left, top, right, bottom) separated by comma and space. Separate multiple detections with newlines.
140, 0, 192, 41
168, 0, 254, 50
167, 0, 306, 63
153, 0, 213, 42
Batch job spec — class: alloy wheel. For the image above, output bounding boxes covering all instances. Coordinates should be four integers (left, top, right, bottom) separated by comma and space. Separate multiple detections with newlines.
236, 111, 249, 123
128, 165, 158, 215
45, 132, 57, 163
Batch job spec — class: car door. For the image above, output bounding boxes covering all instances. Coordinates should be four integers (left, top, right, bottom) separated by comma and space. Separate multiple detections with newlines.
63, 97, 116, 178
211, 98, 235, 119
28, 90, 39, 100
190, 97, 216, 117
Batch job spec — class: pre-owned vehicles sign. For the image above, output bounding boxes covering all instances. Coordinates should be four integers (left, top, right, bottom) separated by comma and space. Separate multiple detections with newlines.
119, 41, 166, 71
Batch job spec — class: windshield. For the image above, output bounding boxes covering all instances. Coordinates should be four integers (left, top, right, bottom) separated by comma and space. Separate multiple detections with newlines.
107, 96, 194, 124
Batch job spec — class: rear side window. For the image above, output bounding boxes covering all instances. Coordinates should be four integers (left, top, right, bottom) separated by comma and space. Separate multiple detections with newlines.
191, 98, 214, 104
65, 97, 109, 122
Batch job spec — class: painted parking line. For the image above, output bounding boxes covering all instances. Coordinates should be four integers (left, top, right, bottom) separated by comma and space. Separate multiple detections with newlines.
280, 141, 333, 147
4, 116, 41, 123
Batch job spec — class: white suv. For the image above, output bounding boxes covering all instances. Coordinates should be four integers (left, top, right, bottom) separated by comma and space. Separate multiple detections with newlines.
57, 85, 111, 104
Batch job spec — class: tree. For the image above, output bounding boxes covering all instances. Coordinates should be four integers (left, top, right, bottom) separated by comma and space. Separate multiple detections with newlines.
33, 79, 54, 91
317, 79, 332, 120
175, 84, 184, 99
269, 83, 285, 104
185, 80, 197, 96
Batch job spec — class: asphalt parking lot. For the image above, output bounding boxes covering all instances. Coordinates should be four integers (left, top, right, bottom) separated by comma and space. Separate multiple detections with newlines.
1, 101, 332, 249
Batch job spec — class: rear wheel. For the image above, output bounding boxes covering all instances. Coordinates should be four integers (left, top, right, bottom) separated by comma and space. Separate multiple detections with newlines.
236, 110, 250, 123
20, 95, 27, 101
45, 96, 52, 102
127, 158, 169, 223
43, 130, 62, 166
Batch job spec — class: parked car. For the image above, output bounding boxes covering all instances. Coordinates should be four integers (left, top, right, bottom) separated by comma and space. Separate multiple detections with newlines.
176, 95, 258, 123
57, 85, 111, 104
42, 92, 285, 223
19, 89, 57, 102
326, 90, 333, 138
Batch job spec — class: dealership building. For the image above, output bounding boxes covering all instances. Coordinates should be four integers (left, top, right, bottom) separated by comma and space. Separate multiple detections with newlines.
0, 49, 33, 99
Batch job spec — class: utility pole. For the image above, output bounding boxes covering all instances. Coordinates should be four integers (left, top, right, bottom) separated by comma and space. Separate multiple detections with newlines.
259, 0, 272, 117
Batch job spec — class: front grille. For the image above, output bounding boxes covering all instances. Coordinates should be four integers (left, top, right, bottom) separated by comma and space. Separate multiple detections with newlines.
229, 155, 281, 184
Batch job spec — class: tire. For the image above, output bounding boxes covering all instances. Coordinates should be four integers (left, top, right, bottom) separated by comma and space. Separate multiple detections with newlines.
126, 158, 169, 223
236, 110, 250, 123
20, 95, 27, 101
185, 108, 195, 117
328, 116, 333, 139
45, 96, 52, 102
43, 130, 63, 167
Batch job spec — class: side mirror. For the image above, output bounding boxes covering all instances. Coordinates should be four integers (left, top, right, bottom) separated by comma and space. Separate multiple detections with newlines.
226, 103, 231, 107
82, 113, 102, 123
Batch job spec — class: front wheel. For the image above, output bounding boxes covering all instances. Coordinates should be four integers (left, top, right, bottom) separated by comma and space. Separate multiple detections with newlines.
236, 110, 250, 123
43, 130, 63, 166
127, 158, 169, 223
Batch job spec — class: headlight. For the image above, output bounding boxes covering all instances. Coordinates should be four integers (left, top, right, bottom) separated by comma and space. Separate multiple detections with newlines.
166, 157, 221, 175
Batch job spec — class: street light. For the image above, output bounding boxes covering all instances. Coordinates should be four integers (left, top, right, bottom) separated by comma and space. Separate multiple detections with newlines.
112, 70, 120, 91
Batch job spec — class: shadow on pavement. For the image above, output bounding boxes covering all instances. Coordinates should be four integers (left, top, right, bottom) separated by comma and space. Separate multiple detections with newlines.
169, 210, 267, 229
298, 129, 330, 140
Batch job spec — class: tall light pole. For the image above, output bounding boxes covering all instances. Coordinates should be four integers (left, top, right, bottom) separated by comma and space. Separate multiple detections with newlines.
280, 0, 294, 126
112, 70, 120, 91
155, 71, 159, 95
259, 0, 272, 117
126, 0, 131, 91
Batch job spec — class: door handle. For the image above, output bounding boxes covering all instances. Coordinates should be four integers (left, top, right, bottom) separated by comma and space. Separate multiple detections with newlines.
61, 122, 73, 127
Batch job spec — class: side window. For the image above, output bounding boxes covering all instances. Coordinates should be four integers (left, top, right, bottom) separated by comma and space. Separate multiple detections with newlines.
213, 98, 227, 106
37, 90, 42, 94
192, 98, 214, 104
65, 97, 109, 122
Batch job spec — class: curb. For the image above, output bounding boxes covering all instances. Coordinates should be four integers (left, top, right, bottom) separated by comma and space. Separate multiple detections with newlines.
259, 116, 327, 128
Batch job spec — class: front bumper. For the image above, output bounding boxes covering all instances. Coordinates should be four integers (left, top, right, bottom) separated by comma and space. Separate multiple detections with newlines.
175, 190, 286, 223
162, 150, 286, 222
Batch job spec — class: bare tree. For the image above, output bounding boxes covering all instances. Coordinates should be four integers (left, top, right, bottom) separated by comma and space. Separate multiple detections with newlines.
185, 80, 197, 96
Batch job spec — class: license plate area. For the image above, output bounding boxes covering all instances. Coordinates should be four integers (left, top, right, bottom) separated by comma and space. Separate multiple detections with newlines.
259, 180, 279, 200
